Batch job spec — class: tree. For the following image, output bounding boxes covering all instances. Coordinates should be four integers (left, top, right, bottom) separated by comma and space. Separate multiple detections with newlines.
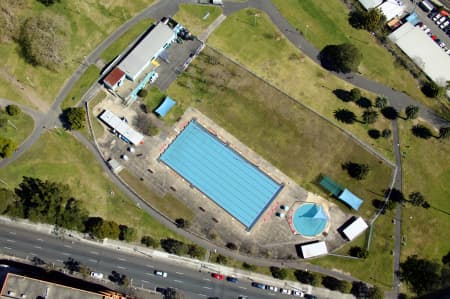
242, 262, 256, 271
119, 225, 137, 242
58, 197, 88, 231
356, 97, 372, 108
141, 235, 158, 248
87, 218, 120, 239
408, 192, 429, 208
215, 254, 228, 265
64, 257, 80, 273
387, 188, 405, 205
0, 188, 17, 214
405, 105, 419, 120
137, 89, 148, 98
175, 218, 190, 229
187, 244, 206, 259
226, 242, 238, 251
412, 124, 433, 139
368, 129, 381, 139
319, 43, 362, 73
368, 286, 384, 299
362, 110, 379, 124
342, 162, 370, 180
0, 0, 25, 43
439, 126, 450, 139
349, 8, 386, 32
382, 128, 391, 138
294, 270, 321, 286
400, 255, 441, 295
165, 288, 186, 299
349, 246, 369, 259
349, 88, 361, 102
334, 108, 357, 124
375, 97, 387, 109
37, 0, 61, 6
6, 104, 21, 116
381, 106, 398, 120
64, 107, 85, 130
20, 14, 68, 69
160, 238, 188, 255
0, 136, 17, 158
134, 112, 159, 136
421, 81, 444, 98
270, 266, 288, 280
322, 276, 352, 293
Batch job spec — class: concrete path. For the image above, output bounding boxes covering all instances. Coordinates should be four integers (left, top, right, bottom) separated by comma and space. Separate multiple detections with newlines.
199, 14, 227, 42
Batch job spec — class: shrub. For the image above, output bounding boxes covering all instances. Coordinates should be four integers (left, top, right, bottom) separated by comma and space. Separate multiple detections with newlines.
187, 244, 206, 259
137, 89, 148, 98
141, 235, 159, 248
215, 254, 228, 265
382, 129, 391, 138
270, 266, 288, 280
6, 104, 21, 116
175, 218, 190, 228
226, 242, 238, 251
349, 246, 369, 259
368, 129, 381, 139
242, 262, 256, 271
160, 238, 188, 255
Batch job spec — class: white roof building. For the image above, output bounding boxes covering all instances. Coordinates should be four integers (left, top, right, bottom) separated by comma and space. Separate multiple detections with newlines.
378, 0, 406, 21
342, 217, 369, 241
389, 22, 450, 86
118, 22, 176, 80
300, 241, 328, 259
358, 0, 383, 10
99, 110, 144, 145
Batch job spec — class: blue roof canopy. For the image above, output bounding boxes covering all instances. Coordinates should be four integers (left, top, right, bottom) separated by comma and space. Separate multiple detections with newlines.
155, 96, 176, 117
338, 189, 363, 211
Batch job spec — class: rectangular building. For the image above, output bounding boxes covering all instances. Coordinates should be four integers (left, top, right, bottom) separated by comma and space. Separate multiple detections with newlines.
99, 110, 144, 145
342, 216, 369, 241
300, 241, 328, 259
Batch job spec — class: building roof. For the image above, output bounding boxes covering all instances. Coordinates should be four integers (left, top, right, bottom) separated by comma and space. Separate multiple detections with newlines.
103, 67, 125, 87
389, 22, 450, 86
338, 189, 363, 211
0, 273, 104, 299
118, 23, 175, 79
378, 0, 406, 21
99, 110, 144, 145
155, 96, 176, 117
358, 0, 383, 10
319, 176, 344, 197
300, 241, 328, 259
342, 216, 369, 241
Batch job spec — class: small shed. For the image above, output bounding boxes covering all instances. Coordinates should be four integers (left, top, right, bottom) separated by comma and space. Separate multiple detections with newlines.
155, 96, 176, 117
342, 217, 369, 241
300, 241, 328, 259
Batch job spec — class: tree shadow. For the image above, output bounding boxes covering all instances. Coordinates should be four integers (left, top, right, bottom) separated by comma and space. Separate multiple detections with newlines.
356, 97, 372, 108
412, 124, 434, 139
59, 109, 71, 130
334, 108, 357, 124
368, 129, 381, 139
381, 106, 398, 120
333, 89, 352, 102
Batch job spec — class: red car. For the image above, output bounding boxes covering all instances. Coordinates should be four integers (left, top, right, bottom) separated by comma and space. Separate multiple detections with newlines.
212, 273, 225, 280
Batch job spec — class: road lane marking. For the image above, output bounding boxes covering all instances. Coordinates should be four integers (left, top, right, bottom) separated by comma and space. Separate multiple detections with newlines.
239, 286, 247, 290
197, 294, 207, 297
88, 258, 97, 263
3, 247, 12, 250
56, 259, 63, 263
30, 252, 37, 256
9, 232, 16, 235
203, 278, 210, 281
5, 239, 15, 243
63, 245, 72, 248
202, 286, 212, 290
89, 251, 98, 255
33, 245, 42, 249
146, 264, 154, 268
36, 238, 43, 242
118, 258, 126, 261
173, 279, 183, 283
141, 280, 149, 283
175, 272, 184, 275
145, 272, 153, 276
62, 252, 70, 256
117, 266, 126, 269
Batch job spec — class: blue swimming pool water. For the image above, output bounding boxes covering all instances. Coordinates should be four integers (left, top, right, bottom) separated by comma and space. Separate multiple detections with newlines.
293, 203, 328, 237
160, 120, 283, 229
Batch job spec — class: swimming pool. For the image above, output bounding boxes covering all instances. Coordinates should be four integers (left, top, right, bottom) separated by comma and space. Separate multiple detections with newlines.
160, 120, 283, 230
292, 203, 328, 237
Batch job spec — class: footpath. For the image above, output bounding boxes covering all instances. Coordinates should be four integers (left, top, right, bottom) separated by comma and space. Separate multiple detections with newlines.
0, 216, 355, 299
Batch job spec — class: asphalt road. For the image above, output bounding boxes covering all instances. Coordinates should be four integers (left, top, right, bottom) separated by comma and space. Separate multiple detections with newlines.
0, 222, 287, 299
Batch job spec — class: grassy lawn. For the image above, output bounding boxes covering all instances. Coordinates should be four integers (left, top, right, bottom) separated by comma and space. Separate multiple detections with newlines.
61, 65, 100, 109
173, 4, 222, 36
0, 130, 183, 241
0, 76, 31, 107
271, 0, 450, 118
80, 90, 107, 142
0, 0, 155, 107
119, 169, 194, 221
397, 121, 450, 262
100, 18, 155, 63
0, 111, 34, 146
168, 47, 392, 220
144, 86, 185, 125
208, 9, 394, 161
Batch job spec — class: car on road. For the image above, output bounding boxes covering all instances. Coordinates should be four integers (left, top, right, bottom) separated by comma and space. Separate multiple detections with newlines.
90, 272, 104, 279
304, 294, 317, 299
280, 288, 292, 294
226, 276, 238, 283
266, 285, 278, 292
251, 282, 266, 289
154, 270, 168, 277
433, 13, 442, 21
238, 296, 248, 299
292, 290, 305, 297
212, 273, 224, 280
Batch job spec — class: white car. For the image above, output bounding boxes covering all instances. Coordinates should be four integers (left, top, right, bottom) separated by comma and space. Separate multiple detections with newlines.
436, 16, 447, 25
292, 290, 305, 297
439, 42, 446, 48
433, 13, 442, 21
424, 28, 432, 35
440, 20, 449, 29
280, 288, 292, 294
421, 24, 428, 30
154, 270, 168, 277
266, 285, 278, 292
90, 272, 104, 279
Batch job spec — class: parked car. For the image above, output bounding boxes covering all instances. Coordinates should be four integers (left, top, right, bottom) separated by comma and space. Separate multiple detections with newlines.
424, 28, 432, 34
433, 13, 442, 21
420, 23, 428, 30
266, 285, 278, 292
226, 276, 238, 283
154, 270, 168, 277
90, 272, 104, 279
440, 20, 449, 29
439, 42, 446, 47
252, 282, 266, 289
304, 294, 317, 299
436, 16, 447, 25
212, 273, 224, 280
280, 288, 292, 294
292, 290, 305, 297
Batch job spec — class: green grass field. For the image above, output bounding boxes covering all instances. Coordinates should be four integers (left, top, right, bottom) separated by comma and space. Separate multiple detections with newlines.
0, 130, 182, 241
61, 65, 100, 109
119, 169, 194, 221
208, 9, 394, 161
0, 0, 155, 107
173, 4, 222, 36
271, 0, 450, 117
168, 47, 392, 220
397, 121, 450, 262
100, 18, 155, 63
0, 111, 34, 146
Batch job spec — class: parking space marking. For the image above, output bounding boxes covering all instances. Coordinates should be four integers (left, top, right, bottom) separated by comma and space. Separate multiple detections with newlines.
145, 272, 153, 276
141, 279, 149, 283
239, 286, 247, 290
118, 257, 126, 261
88, 258, 97, 263
63, 244, 72, 248
33, 245, 42, 249
3, 247, 12, 250
117, 265, 126, 270
89, 251, 99, 255
175, 272, 184, 275
202, 286, 212, 290
173, 279, 183, 283
6, 239, 15, 243
203, 278, 210, 281
62, 252, 70, 256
